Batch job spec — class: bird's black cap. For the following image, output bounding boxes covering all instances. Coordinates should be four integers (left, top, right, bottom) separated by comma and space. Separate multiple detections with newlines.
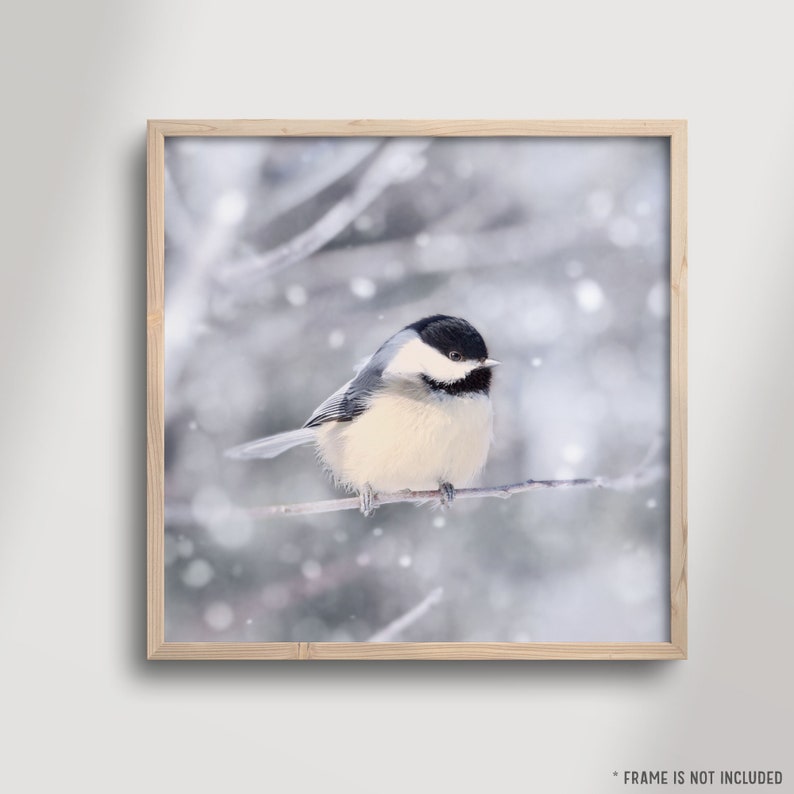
405, 315, 489, 360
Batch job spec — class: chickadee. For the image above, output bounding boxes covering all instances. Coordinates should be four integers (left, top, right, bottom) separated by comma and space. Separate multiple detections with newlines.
226, 315, 499, 515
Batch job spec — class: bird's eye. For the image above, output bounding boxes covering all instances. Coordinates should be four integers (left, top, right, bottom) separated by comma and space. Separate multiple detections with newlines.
448, 351, 463, 362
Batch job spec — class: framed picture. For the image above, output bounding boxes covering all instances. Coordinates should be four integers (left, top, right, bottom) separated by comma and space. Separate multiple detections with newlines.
147, 120, 687, 660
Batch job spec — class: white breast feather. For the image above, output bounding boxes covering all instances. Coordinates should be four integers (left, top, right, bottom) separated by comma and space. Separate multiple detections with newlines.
315, 387, 493, 492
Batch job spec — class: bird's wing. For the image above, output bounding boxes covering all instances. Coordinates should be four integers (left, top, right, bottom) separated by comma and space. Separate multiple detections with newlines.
303, 329, 417, 428
303, 366, 382, 427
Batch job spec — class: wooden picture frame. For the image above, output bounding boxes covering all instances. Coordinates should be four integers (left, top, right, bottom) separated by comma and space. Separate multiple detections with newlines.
147, 120, 687, 660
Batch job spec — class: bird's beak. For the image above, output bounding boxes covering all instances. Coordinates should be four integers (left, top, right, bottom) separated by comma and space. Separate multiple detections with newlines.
480, 358, 501, 368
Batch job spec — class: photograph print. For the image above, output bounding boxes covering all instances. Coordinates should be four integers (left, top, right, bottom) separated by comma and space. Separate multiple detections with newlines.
150, 121, 685, 658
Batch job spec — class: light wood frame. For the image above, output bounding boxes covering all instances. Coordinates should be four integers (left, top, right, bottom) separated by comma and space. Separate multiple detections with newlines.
147, 120, 687, 660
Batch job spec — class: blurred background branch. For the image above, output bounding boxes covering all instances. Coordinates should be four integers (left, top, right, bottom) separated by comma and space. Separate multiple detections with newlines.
368, 587, 444, 642
219, 139, 430, 285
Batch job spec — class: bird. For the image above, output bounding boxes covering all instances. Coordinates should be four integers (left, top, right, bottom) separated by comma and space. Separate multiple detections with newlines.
225, 314, 499, 516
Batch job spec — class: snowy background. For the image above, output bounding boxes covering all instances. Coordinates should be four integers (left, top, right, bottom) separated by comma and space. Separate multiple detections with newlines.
163, 135, 670, 643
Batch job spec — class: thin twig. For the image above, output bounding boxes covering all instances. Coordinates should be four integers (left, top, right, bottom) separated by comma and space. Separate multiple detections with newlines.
368, 587, 444, 642
235, 455, 667, 520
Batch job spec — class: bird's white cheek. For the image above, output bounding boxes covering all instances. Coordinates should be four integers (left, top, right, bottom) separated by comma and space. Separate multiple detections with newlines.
383, 337, 473, 382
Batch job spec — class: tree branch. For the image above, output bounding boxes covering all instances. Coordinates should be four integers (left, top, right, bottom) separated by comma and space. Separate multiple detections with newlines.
164, 438, 667, 526
240, 459, 667, 520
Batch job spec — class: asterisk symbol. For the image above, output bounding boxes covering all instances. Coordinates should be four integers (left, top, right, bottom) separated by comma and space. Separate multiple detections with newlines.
613, 771, 619, 777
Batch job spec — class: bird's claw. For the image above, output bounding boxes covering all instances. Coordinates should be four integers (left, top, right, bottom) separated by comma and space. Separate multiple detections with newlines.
359, 484, 376, 517
439, 481, 456, 509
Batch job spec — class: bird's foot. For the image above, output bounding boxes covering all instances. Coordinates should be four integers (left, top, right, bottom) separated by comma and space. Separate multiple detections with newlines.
438, 481, 456, 509
359, 483, 376, 517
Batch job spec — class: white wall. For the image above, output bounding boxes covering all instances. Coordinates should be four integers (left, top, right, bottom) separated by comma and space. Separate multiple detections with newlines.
1, 2, 792, 791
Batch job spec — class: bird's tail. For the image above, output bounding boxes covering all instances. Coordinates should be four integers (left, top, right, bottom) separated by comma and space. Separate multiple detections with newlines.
224, 428, 316, 460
